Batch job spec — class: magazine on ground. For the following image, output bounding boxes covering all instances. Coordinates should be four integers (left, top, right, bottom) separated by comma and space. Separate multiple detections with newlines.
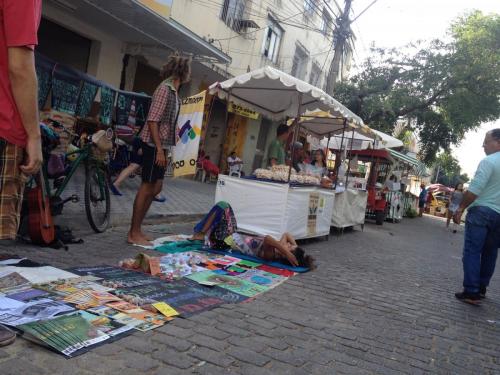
0, 297, 74, 326
16, 309, 134, 357
18, 314, 107, 357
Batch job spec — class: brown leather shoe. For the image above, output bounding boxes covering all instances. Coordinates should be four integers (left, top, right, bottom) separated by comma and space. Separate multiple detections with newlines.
0, 325, 16, 347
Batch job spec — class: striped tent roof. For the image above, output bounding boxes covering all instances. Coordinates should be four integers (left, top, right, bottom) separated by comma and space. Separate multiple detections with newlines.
388, 149, 429, 177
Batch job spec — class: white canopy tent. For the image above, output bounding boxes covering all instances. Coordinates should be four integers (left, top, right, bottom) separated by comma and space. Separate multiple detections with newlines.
320, 129, 403, 150
208, 66, 364, 127
289, 109, 376, 139
372, 130, 404, 149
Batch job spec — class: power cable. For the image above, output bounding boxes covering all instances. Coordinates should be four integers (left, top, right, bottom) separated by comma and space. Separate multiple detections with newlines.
212, 9, 309, 41
330, 0, 343, 14
288, 0, 324, 23
314, 38, 335, 86
191, 0, 309, 25
190, 0, 334, 38
322, 0, 339, 17
351, 0, 379, 23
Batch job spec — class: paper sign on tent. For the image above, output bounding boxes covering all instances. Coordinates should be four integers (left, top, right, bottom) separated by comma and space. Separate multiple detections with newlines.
153, 302, 179, 317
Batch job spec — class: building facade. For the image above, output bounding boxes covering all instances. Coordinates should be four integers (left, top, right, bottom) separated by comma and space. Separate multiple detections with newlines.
39, 0, 339, 175
172, 0, 339, 173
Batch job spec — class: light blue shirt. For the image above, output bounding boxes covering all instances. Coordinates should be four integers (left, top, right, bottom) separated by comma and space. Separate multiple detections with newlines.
468, 151, 500, 214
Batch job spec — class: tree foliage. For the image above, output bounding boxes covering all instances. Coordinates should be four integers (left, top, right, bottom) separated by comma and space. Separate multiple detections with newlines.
334, 11, 500, 163
432, 152, 469, 187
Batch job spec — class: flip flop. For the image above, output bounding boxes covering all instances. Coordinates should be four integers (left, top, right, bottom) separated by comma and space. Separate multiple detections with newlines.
153, 194, 167, 203
110, 184, 123, 196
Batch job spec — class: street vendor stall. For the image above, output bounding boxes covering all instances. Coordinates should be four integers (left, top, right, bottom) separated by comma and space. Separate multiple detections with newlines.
209, 67, 364, 239
330, 188, 368, 229
387, 149, 430, 220
321, 129, 409, 226
354, 149, 395, 225
297, 113, 380, 230
215, 175, 335, 239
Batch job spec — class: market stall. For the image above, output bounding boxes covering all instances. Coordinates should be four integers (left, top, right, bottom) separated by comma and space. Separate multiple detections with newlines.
334, 148, 395, 225
318, 126, 384, 228
209, 67, 364, 240
331, 189, 368, 229
215, 175, 335, 239
293, 113, 378, 230
387, 149, 430, 220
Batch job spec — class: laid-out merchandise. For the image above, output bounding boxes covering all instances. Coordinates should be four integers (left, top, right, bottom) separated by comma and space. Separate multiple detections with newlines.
0, 243, 300, 356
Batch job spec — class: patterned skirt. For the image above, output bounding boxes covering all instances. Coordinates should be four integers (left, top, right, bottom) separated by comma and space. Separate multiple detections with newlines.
193, 201, 237, 249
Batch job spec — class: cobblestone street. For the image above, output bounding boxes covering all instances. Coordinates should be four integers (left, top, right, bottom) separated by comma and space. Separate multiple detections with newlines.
1, 215, 500, 375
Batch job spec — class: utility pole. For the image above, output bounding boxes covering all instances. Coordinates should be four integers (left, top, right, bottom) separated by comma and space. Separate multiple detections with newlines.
434, 164, 441, 184
325, 0, 352, 95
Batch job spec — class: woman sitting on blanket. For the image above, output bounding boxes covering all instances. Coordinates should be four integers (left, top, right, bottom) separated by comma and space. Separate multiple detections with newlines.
191, 201, 315, 269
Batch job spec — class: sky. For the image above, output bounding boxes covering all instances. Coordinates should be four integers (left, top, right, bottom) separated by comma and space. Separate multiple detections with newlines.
347, 0, 500, 177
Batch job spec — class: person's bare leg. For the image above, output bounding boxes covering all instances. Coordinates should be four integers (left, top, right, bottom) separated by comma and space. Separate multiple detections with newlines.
446, 211, 451, 227
138, 179, 165, 240
114, 163, 140, 188
138, 179, 164, 240
128, 182, 155, 245
191, 211, 217, 240
154, 179, 163, 196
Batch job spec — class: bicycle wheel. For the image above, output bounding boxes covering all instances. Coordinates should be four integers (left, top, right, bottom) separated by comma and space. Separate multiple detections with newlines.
85, 165, 111, 233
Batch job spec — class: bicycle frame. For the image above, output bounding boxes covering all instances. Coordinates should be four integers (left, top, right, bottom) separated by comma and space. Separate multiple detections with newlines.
42, 144, 106, 200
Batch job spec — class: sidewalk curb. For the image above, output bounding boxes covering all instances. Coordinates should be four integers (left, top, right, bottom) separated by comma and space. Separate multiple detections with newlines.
109, 213, 205, 227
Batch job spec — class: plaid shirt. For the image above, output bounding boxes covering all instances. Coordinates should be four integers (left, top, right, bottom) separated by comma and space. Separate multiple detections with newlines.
140, 79, 180, 148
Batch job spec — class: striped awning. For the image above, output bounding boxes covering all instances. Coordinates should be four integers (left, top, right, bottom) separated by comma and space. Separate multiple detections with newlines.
388, 149, 429, 177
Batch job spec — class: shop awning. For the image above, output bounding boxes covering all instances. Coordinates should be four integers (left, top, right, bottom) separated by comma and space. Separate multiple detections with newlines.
46, 0, 231, 63
389, 149, 429, 177
389, 149, 419, 167
209, 66, 364, 125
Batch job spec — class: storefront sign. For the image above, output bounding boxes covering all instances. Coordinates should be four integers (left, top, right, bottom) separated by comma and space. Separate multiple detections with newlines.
137, 0, 172, 19
307, 192, 319, 236
173, 91, 205, 177
228, 102, 259, 120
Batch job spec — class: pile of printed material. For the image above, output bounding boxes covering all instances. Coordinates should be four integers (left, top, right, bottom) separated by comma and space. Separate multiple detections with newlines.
0, 247, 295, 357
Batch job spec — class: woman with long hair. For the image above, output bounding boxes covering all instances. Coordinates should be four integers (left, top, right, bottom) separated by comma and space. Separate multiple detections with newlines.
310, 149, 327, 177
446, 183, 464, 232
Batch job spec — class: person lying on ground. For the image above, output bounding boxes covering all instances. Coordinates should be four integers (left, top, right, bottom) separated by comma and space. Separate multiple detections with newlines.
191, 201, 316, 269
226, 231, 315, 269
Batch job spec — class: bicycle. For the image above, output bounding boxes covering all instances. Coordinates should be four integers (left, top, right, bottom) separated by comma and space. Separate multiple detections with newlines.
39, 122, 112, 233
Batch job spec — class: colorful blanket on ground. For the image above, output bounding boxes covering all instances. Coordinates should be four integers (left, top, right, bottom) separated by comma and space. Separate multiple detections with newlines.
131, 235, 193, 249
152, 240, 309, 272
200, 248, 310, 273
155, 240, 204, 254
